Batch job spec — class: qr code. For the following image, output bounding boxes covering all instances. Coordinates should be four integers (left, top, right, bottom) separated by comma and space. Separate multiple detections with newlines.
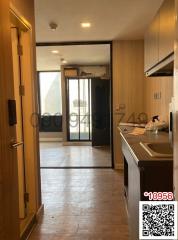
139, 201, 177, 239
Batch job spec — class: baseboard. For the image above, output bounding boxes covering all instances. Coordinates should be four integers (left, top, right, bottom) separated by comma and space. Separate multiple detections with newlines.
63, 141, 92, 146
115, 163, 124, 170
40, 138, 63, 142
36, 204, 44, 221
20, 214, 36, 240
21, 204, 44, 240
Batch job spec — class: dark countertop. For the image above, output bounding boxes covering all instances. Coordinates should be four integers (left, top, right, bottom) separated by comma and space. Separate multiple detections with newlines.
118, 126, 173, 167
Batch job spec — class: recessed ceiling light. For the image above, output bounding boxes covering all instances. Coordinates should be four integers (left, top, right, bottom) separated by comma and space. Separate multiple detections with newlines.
62, 60, 67, 64
61, 58, 67, 64
51, 50, 59, 54
81, 22, 91, 28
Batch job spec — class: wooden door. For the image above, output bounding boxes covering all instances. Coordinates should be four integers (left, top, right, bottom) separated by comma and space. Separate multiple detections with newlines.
0, 1, 20, 239
91, 78, 110, 146
11, 27, 27, 219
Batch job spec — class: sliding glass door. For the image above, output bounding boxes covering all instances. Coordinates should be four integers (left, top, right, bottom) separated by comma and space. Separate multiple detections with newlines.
67, 78, 91, 141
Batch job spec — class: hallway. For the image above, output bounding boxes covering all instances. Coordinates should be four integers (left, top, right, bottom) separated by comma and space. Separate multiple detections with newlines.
29, 169, 129, 239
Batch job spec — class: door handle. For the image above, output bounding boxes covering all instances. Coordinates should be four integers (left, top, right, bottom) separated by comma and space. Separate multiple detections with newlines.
10, 141, 23, 149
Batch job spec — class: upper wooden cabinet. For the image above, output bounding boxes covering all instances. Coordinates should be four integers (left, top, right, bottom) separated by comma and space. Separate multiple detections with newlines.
144, 13, 159, 72
159, 0, 175, 61
144, 0, 175, 72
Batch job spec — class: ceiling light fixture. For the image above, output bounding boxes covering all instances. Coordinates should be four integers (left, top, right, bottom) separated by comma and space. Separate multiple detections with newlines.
51, 50, 59, 54
81, 22, 91, 28
61, 58, 67, 64
49, 22, 58, 31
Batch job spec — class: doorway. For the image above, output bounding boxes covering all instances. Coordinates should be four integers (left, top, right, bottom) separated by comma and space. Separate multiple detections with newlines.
36, 43, 113, 168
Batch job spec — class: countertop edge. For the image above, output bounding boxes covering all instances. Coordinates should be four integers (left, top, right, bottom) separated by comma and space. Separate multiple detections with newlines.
119, 127, 173, 167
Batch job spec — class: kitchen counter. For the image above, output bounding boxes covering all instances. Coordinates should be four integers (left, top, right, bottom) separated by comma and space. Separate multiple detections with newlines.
118, 126, 173, 167
119, 125, 173, 240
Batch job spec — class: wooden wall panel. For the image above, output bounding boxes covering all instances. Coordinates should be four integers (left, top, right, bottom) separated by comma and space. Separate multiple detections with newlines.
144, 76, 173, 122
113, 40, 173, 169
0, 1, 20, 239
112, 40, 145, 168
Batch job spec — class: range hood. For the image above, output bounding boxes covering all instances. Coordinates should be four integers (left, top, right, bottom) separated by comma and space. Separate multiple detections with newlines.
145, 53, 174, 77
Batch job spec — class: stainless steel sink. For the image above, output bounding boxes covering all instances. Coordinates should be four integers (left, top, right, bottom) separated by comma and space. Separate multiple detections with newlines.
140, 142, 173, 158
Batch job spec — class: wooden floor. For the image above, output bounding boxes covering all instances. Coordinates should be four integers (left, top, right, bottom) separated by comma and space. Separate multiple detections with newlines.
29, 169, 129, 240
40, 142, 112, 167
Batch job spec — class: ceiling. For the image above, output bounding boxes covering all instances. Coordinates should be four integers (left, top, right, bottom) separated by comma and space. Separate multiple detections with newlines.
35, 0, 163, 70
35, 0, 163, 42
36, 44, 110, 70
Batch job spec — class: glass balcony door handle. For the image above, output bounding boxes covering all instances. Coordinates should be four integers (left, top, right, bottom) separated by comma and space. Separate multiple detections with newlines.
10, 141, 24, 149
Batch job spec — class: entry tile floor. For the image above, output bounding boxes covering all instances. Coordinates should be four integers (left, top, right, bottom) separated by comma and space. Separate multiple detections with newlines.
40, 143, 112, 167
29, 169, 129, 240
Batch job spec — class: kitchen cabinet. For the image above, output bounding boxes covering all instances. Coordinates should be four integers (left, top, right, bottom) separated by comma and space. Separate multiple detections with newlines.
144, 13, 159, 72
120, 128, 173, 240
122, 139, 140, 240
144, 0, 175, 73
159, 0, 175, 62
